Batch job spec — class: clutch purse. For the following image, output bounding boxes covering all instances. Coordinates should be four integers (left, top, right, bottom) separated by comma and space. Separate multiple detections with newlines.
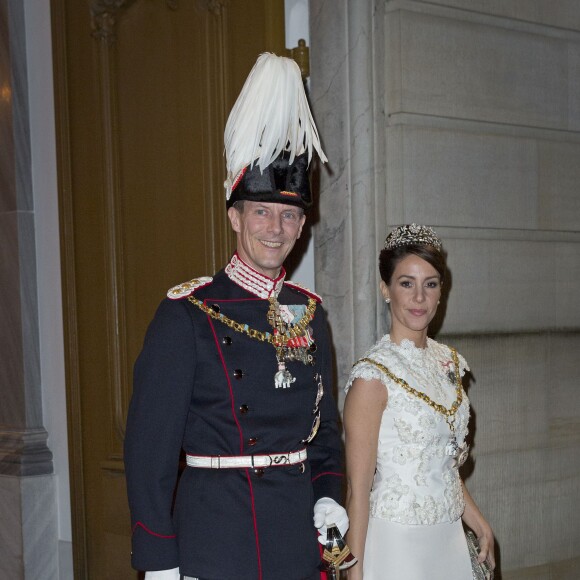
465, 530, 494, 580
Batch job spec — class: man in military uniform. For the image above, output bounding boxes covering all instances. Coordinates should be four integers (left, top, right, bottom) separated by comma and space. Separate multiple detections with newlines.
124, 53, 348, 580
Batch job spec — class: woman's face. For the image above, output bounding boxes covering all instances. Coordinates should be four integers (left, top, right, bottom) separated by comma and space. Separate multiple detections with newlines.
380, 253, 442, 346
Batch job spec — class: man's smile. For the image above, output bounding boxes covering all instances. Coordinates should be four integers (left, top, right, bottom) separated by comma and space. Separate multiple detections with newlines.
259, 240, 284, 248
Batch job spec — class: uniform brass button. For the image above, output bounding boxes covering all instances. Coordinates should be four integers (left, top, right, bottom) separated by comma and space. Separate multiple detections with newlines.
233, 369, 244, 379
222, 336, 232, 346
248, 437, 258, 446
309, 343, 317, 353
298, 463, 305, 474
211, 304, 220, 313
239, 404, 249, 414
254, 468, 264, 477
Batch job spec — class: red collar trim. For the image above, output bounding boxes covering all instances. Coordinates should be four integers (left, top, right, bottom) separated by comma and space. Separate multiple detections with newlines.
225, 253, 286, 299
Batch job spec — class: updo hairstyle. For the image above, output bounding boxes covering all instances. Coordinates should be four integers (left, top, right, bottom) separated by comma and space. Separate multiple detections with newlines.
379, 244, 446, 286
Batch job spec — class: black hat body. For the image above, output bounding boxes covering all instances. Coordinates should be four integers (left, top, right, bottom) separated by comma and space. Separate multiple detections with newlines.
226, 152, 311, 209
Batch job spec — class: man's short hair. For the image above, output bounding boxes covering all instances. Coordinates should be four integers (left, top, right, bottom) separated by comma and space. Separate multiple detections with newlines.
232, 200, 305, 218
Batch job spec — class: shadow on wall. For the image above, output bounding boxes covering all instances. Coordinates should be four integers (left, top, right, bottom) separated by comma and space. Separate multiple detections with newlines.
432, 261, 503, 579
460, 363, 503, 579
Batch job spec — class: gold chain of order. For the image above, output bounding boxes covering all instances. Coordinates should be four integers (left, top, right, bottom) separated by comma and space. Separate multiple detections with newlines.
187, 295, 317, 347
357, 347, 463, 427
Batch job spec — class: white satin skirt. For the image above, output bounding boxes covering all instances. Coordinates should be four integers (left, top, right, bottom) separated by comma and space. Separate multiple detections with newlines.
363, 517, 473, 580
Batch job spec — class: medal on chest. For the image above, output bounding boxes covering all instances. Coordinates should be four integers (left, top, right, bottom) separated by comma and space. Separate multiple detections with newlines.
441, 367, 469, 466
268, 298, 316, 389
188, 293, 318, 389
444, 412, 469, 467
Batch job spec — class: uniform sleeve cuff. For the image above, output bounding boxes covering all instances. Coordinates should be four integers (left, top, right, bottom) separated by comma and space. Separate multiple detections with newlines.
131, 523, 179, 572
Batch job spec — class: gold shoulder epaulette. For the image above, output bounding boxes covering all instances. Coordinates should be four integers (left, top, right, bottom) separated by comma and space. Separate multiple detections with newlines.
167, 276, 213, 300
284, 280, 322, 303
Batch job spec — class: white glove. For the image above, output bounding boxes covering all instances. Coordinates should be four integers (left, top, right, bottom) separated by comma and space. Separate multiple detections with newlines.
144, 568, 180, 580
313, 497, 349, 545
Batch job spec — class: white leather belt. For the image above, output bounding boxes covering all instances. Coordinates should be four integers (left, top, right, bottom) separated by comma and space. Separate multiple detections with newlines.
186, 448, 307, 469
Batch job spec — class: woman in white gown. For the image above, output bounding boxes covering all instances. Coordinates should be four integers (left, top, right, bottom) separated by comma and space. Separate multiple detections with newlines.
343, 224, 495, 579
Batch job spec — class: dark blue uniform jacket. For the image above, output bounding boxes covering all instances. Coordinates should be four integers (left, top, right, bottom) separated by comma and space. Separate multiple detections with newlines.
124, 269, 343, 579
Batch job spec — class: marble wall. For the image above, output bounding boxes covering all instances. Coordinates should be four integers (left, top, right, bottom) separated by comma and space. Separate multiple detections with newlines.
0, 475, 59, 580
0, 0, 59, 576
452, 332, 580, 577
24, 0, 73, 563
310, 0, 580, 578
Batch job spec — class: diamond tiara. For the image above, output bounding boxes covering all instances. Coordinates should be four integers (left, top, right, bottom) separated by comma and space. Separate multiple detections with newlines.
383, 224, 442, 252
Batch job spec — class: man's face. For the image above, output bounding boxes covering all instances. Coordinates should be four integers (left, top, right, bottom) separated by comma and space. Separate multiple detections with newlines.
228, 201, 306, 279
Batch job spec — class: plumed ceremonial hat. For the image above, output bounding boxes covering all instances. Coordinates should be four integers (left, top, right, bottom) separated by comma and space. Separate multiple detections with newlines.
224, 52, 327, 209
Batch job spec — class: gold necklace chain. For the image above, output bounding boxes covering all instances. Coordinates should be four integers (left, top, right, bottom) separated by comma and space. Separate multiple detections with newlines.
357, 347, 463, 428
187, 295, 317, 347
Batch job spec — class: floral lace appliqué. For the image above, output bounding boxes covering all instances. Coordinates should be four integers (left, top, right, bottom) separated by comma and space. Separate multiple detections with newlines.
444, 469, 465, 521
350, 335, 470, 526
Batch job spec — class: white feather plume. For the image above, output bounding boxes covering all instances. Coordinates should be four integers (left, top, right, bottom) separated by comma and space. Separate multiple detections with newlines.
224, 53, 327, 197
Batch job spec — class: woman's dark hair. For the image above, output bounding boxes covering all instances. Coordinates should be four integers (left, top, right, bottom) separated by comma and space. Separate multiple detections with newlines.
379, 244, 446, 286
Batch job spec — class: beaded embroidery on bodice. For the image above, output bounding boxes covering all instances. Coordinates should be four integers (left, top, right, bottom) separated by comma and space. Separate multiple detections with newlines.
346, 335, 470, 525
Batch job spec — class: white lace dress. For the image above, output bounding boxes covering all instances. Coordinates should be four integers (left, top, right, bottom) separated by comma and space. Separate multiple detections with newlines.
346, 335, 473, 580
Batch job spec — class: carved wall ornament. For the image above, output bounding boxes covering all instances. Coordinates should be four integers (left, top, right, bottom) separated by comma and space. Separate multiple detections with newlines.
196, 0, 228, 16
209, 0, 227, 14
290, 39, 310, 78
90, 0, 136, 41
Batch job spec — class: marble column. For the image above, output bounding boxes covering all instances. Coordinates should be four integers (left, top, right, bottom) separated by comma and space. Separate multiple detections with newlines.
310, 1, 580, 578
310, 0, 387, 401
0, 0, 58, 577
